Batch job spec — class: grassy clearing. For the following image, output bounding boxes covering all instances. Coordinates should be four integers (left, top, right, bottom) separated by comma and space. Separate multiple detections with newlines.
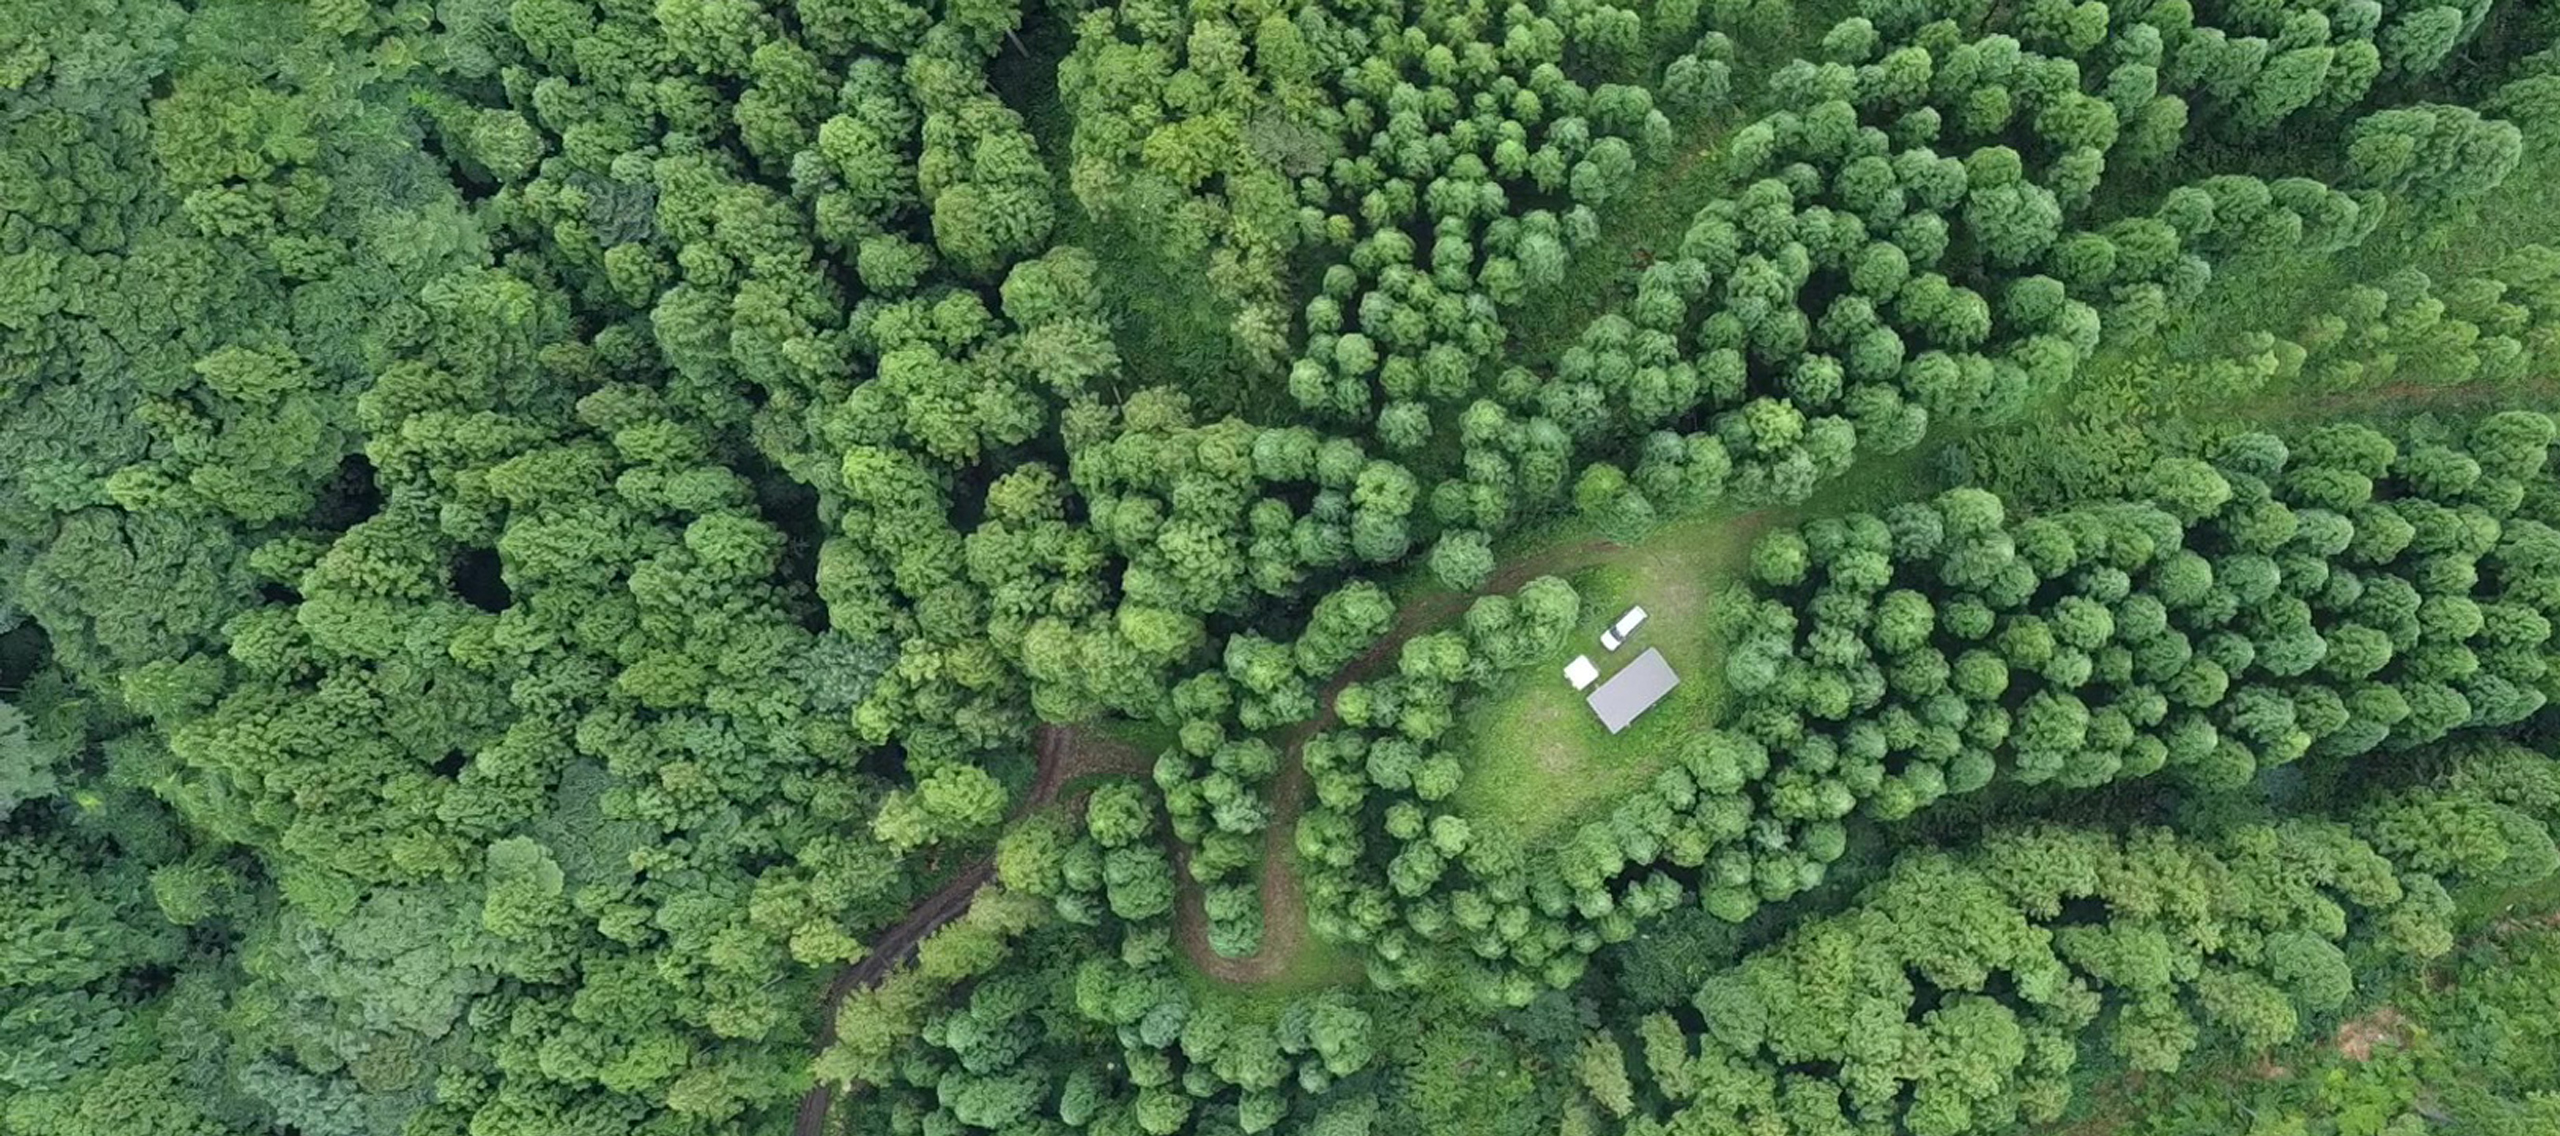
1094, 716, 1179, 759
1044, 719, 1169, 800
1450, 510, 1754, 838
2453, 872, 2560, 934
1502, 114, 1741, 360
1446, 443, 1934, 839
2126, 128, 2560, 391
1174, 920, 1365, 1012
1073, 224, 1286, 420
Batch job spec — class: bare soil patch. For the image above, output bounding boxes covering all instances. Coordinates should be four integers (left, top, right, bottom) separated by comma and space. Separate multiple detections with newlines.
2332, 1006, 2414, 1063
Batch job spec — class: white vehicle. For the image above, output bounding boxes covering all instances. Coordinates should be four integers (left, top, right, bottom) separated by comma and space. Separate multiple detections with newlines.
1564, 656, 1601, 691
1598, 605, 1649, 651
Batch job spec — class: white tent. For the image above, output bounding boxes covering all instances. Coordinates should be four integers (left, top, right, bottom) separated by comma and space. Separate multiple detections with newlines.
1564, 656, 1600, 691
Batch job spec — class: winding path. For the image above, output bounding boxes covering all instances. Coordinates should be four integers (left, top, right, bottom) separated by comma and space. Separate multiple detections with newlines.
1172, 538, 1622, 982
802, 526, 1710, 1130
794, 724, 1139, 1136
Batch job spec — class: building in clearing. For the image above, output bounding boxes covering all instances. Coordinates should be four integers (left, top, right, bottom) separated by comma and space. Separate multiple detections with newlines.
1586, 647, 1680, 734
1599, 605, 1649, 651
1564, 655, 1601, 691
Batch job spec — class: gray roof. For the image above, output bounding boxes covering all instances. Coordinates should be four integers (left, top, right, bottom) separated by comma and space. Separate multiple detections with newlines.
1587, 647, 1680, 734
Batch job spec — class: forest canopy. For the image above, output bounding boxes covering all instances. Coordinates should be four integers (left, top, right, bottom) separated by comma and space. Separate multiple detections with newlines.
3, 0, 2559, 1134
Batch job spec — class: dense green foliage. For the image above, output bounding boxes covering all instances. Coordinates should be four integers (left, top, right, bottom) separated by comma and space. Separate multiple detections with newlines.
2087, 912, 2560, 1136
1279, 417, 2560, 1001
1597, 738, 2560, 1136
3, 0, 2558, 1134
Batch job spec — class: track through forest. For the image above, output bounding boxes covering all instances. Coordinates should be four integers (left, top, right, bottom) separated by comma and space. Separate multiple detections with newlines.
793, 525, 1672, 1122
794, 724, 1139, 1136
1172, 537, 1622, 982
812, 345, 2517, 1011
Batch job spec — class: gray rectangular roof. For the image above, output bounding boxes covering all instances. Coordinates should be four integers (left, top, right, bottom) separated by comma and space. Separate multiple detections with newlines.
1587, 647, 1680, 734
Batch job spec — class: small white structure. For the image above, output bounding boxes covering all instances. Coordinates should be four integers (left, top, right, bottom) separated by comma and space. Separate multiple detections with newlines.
1564, 655, 1601, 691
1599, 605, 1650, 651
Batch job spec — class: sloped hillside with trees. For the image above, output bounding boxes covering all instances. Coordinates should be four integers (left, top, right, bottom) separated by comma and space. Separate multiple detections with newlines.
2, 0, 2558, 1135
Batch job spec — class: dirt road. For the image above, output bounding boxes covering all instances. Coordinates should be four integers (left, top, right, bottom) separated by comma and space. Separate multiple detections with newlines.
805, 534, 1656, 1128
794, 723, 1124, 1136
1172, 538, 1620, 982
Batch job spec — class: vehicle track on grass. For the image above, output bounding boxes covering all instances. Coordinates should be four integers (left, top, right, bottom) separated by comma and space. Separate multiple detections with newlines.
796, 724, 1144, 1136
2274, 376, 2560, 419
1173, 538, 1622, 983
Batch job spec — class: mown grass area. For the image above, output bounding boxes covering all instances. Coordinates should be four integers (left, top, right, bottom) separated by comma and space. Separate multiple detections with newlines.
1175, 931, 1366, 1015
1446, 443, 1935, 838
1450, 511, 1751, 839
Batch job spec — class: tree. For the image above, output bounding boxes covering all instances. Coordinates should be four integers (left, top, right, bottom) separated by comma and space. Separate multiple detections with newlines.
1430, 530, 1497, 591
0, 702, 59, 821
1964, 179, 2064, 270
1752, 529, 1812, 587
919, 764, 1007, 835
2490, 76, 2560, 143
2346, 104, 2524, 209
1088, 783, 1156, 848
1104, 845, 1177, 921
1575, 464, 1659, 545
1664, 54, 1734, 113
1577, 1033, 1636, 1118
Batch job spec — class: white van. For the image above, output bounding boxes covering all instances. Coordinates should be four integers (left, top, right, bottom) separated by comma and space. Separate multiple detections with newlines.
1599, 605, 1648, 651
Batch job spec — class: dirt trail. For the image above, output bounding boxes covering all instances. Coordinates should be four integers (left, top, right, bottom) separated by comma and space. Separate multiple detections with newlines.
1173, 538, 1621, 982
808, 514, 1753, 1132
796, 724, 1143, 1136
2264, 376, 2560, 420
804, 523, 1710, 1129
